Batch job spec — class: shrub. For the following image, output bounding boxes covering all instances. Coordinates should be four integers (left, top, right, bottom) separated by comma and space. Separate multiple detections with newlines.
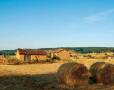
5, 58, 21, 65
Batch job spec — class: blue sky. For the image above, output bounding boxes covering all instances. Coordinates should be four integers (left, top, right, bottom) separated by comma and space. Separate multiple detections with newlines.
0, 0, 114, 49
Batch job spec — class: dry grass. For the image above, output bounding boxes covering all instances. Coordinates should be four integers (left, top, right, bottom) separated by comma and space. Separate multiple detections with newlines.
0, 63, 62, 76
0, 60, 114, 90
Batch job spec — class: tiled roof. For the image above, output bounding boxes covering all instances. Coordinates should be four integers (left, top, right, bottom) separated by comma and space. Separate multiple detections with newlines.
17, 49, 47, 55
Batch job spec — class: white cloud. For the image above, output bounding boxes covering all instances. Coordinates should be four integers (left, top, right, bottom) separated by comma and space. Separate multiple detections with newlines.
84, 9, 114, 23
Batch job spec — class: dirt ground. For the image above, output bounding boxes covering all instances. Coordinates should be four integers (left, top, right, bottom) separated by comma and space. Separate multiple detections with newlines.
0, 62, 114, 90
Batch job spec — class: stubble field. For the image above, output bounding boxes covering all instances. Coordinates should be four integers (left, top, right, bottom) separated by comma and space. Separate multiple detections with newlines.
0, 59, 114, 90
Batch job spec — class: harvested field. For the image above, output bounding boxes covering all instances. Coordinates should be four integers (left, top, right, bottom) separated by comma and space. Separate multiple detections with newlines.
0, 61, 114, 90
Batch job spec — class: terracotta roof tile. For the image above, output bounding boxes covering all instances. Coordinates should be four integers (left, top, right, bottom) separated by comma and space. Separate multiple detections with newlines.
17, 49, 47, 55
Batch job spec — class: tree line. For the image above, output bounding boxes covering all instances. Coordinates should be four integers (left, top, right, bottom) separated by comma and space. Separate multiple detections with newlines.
0, 47, 114, 55
66, 47, 114, 53
0, 50, 16, 55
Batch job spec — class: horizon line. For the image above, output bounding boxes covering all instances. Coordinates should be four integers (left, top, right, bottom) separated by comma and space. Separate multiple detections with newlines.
1, 46, 114, 50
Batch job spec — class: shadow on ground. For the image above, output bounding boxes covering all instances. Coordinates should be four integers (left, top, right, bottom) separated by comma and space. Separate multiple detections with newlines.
0, 73, 59, 90
0, 73, 114, 90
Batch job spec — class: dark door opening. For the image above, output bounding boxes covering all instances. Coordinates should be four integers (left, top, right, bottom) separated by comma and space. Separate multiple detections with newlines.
24, 55, 31, 62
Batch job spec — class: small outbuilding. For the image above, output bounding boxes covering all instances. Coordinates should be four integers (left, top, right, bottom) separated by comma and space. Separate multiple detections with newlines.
51, 49, 72, 60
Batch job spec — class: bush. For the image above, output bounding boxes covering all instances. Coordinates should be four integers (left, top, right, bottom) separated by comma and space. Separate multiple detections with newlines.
26, 59, 45, 64
28, 59, 39, 64
5, 58, 21, 65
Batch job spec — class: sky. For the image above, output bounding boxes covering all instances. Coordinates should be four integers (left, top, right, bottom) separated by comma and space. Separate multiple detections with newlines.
0, 0, 114, 49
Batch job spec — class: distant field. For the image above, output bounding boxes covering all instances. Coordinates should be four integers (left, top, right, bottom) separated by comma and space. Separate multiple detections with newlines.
75, 59, 114, 69
0, 61, 114, 90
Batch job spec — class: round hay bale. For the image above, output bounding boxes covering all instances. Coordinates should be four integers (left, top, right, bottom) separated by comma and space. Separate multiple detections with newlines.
57, 62, 90, 87
90, 62, 114, 84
